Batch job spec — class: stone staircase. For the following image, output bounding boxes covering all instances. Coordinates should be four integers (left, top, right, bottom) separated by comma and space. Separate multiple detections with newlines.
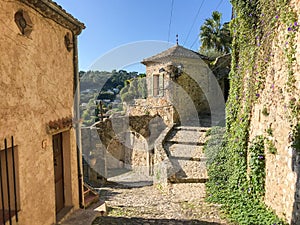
164, 126, 209, 184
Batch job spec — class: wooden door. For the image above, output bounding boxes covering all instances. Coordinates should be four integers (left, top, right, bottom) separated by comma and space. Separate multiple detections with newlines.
53, 133, 64, 213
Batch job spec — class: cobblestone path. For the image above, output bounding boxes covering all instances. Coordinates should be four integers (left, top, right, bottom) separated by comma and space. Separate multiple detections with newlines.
61, 126, 229, 225
92, 126, 229, 225
92, 182, 228, 225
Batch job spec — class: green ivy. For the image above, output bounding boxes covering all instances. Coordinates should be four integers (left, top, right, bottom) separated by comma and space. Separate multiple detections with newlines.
266, 139, 278, 154
248, 136, 266, 197
205, 130, 285, 224
205, 0, 297, 224
292, 123, 300, 153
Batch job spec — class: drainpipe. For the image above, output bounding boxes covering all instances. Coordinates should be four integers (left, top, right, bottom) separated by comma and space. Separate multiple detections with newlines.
72, 32, 84, 209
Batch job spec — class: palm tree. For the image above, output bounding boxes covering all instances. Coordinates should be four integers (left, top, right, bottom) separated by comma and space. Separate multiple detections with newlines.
199, 11, 231, 54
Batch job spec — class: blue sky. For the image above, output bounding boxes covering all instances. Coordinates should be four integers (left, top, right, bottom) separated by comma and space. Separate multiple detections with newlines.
54, 0, 232, 72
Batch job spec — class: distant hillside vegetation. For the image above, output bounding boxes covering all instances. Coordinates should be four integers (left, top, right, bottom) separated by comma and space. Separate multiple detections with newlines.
79, 70, 145, 126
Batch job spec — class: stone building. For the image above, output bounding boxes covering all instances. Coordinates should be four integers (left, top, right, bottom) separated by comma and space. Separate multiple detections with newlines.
129, 44, 228, 127
0, 0, 84, 224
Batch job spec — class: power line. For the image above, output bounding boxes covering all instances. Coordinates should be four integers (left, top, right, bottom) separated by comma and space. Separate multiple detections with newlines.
190, 33, 200, 49
183, 0, 205, 46
190, 0, 224, 50
168, 0, 175, 43
215, 0, 224, 11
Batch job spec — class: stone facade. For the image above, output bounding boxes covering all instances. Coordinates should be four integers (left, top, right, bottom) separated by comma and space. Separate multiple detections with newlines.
130, 45, 227, 127
0, 1, 84, 224
247, 1, 300, 223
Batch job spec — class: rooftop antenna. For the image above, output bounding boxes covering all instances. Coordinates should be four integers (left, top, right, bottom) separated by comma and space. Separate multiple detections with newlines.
176, 34, 179, 45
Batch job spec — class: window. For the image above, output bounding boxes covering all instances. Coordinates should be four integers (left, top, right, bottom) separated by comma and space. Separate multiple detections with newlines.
152, 74, 164, 97
0, 137, 20, 224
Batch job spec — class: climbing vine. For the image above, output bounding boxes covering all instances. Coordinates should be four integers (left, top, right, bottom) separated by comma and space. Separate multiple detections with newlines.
205, 0, 298, 224
248, 136, 266, 198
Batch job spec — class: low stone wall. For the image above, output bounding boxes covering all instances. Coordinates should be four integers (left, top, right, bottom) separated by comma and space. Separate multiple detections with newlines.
153, 125, 176, 186
128, 99, 176, 127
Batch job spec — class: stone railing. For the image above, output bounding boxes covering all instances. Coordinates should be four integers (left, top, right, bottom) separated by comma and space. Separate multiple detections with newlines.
153, 124, 176, 186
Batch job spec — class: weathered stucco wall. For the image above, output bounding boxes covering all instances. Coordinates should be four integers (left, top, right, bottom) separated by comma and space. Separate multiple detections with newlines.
248, 1, 300, 223
0, 1, 80, 224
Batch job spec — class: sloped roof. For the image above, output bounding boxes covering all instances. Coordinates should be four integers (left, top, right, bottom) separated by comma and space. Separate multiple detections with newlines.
142, 44, 209, 65
19, 0, 85, 35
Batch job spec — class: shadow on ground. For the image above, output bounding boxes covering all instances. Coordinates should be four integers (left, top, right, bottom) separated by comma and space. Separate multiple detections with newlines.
92, 216, 224, 225
98, 182, 153, 203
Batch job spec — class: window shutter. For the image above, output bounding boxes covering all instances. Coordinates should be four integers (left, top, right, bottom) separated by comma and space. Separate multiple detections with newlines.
153, 75, 159, 97
159, 74, 164, 96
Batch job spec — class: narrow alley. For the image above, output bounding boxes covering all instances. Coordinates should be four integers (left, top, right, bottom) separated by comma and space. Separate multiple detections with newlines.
61, 126, 229, 225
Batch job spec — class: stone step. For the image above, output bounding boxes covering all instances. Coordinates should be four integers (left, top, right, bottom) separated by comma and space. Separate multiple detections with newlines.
169, 156, 207, 162
165, 140, 205, 146
174, 126, 209, 132
169, 158, 207, 181
162, 125, 209, 184
166, 143, 204, 158
169, 177, 208, 184
167, 130, 206, 143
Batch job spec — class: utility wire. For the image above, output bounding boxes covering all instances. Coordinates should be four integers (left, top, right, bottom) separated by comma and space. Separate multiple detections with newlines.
183, 0, 205, 46
190, 0, 224, 49
168, 0, 175, 43
190, 34, 200, 49
215, 0, 224, 11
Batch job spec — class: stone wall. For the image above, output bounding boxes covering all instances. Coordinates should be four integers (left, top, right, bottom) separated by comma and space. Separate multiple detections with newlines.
0, 2, 81, 224
81, 127, 107, 183
91, 115, 166, 177
128, 98, 175, 127
106, 132, 148, 169
248, 1, 300, 223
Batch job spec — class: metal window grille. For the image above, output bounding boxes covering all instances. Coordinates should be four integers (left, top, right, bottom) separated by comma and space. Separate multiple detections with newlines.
0, 137, 19, 225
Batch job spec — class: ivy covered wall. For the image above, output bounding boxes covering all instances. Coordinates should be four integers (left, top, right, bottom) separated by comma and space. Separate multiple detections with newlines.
205, 0, 300, 224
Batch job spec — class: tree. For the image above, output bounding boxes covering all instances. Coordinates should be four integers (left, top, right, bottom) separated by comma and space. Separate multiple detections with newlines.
199, 11, 231, 54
